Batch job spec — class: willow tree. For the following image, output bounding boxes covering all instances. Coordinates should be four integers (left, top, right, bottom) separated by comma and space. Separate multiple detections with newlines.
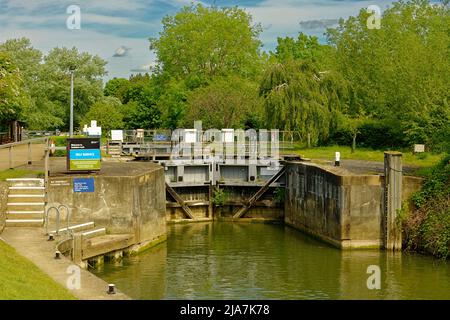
260, 61, 348, 145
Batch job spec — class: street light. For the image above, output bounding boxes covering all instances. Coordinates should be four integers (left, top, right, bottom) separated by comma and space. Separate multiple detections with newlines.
69, 65, 76, 137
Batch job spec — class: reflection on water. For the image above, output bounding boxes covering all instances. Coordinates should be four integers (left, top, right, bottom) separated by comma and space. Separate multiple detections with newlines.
92, 223, 450, 300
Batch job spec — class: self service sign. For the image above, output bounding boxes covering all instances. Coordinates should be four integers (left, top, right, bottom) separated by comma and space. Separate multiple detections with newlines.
67, 138, 101, 171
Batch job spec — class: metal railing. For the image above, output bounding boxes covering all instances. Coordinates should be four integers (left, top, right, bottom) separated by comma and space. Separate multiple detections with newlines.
45, 205, 71, 236
0, 137, 49, 170
115, 129, 303, 158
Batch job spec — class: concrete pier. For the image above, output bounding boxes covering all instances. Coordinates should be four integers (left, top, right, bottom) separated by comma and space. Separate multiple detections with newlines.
383, 152, 403, 251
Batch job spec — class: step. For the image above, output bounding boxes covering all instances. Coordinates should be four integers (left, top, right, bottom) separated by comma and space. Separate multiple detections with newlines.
7, 213, 44, 220
6, 178, 44, 182
7, 202, 45, 206
7, 195, 45, 203
80, 227, 106, 240
7, 203, 45, 211
7, 210, 45, 215
6, 219, 44, 227
49, 222, 95, 235
7, 179, 44, 188
9, 186, 45, 190
8, 188, 46, 195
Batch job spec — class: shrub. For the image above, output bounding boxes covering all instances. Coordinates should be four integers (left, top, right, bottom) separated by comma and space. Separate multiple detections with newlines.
404, 154, 450, 258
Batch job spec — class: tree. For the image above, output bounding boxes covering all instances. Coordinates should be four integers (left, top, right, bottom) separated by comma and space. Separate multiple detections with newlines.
326, 0, 450, 149
42, 47, 107, 130
149, 4, 263, 82
81, 97, 123, 136
273, 33, 333, 68
104, 78, 130, 102
186, 76, 262, 129
0, 52, 28, 122
260, 61, 349, 145
0, 39, 108, 130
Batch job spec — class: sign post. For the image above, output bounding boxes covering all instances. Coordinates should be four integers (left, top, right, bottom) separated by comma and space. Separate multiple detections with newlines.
67, 138, 101, 172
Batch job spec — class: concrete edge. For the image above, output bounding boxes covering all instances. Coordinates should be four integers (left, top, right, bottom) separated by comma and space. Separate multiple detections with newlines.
218, 217, 283, 224
125, 234, 167, 256
285, 222, 382, 250
167, 218, 213, 225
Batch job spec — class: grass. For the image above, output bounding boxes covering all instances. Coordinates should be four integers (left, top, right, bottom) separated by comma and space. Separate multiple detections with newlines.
288, 145, 444, 168
0, 240, 76, 300
0, 169, 44, 181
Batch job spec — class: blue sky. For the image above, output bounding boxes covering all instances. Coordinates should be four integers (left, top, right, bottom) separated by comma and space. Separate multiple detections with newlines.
0, 0, 400, 80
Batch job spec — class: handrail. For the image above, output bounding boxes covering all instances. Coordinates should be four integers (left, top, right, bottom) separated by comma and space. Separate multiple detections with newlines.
45, 205, 71, 236
45, 206, 60, 236
0, 137, 49, 150
58, 204, 71, 236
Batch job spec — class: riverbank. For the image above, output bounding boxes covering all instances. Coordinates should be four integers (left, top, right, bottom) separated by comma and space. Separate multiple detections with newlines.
403, 154, 450, 259
0, 238, 76, 300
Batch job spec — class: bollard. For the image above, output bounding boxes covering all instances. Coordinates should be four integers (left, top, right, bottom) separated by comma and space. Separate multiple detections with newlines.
335, 152, 341, 167
48, 234, 55, 241
107, 284, 116, 295
55, 251, 61, 259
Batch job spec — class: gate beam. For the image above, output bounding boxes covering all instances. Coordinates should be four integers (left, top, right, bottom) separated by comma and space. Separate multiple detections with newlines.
165, 183, 196, 220
233, 166, 286, 219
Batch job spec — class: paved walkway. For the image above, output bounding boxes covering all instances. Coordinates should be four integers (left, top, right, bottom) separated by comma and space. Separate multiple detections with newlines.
312, 159, 419, 175
1, 227, 130, 300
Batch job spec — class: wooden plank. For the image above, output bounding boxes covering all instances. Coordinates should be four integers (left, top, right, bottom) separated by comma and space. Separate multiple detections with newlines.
165, 183, 195, 219
233, 166, 286, 219
82, 234, 135, 260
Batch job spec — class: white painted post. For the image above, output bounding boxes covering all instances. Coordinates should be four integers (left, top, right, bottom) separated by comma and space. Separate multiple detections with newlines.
335, 152, 341, 167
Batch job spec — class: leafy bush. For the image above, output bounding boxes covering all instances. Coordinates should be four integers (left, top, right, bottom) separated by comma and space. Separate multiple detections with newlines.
212, 188, 228, 206
411, 154, 450, 208
357, 120, 405, 149
274, 187, 285, 204
404, 154, 450, 258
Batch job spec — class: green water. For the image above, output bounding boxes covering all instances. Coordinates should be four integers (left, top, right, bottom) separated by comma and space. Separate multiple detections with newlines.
92, 223, 450, 300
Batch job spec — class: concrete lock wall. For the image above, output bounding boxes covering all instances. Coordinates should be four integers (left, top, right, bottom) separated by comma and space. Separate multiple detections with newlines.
285, 162, 384, 249
284, 162, 424, 249
47, 166, 166, 245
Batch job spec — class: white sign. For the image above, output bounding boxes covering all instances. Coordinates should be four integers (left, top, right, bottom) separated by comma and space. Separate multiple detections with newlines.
222, 129, 234, 143
87, 120, 101, 137
185, 129, 197, 143
111, 130, 123, 142
414, 144, 425, 153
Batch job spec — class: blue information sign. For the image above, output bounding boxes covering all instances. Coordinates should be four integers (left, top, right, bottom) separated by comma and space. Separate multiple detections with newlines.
73, 178, 95, 193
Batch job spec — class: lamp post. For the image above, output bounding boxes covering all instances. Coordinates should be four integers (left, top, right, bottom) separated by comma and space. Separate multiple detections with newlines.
69, 66, 76, 137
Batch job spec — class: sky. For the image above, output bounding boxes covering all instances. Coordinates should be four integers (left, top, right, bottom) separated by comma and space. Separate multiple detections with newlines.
0, 0, 401, 81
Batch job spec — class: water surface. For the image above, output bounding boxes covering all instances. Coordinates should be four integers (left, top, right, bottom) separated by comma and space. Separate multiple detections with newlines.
92, 223, 450, 300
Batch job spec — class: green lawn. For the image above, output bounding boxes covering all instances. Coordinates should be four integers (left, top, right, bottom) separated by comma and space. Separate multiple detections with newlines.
0, 240, 76, 300
0, 169, 44, 181
288, 146, 444, 168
